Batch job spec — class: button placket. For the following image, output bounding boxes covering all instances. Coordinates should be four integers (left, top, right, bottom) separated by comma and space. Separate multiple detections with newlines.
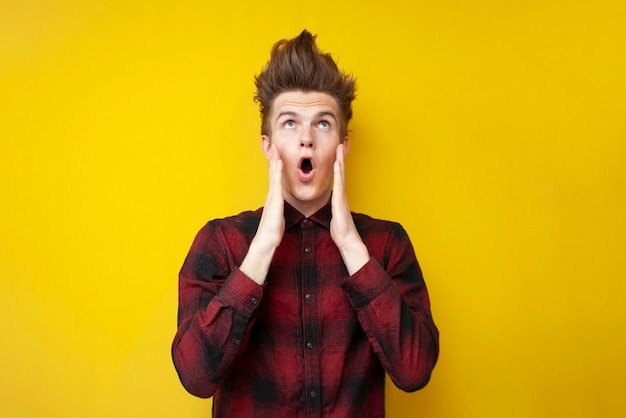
301, 220, 321, 412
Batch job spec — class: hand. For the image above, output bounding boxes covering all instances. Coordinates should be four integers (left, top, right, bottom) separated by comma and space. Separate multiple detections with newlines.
240, 144, 285, 284
257, 144, 285, 250
330, 143, 370, 275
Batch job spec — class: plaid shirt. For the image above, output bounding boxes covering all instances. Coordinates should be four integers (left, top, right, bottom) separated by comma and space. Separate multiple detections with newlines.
172, 201, 439, 417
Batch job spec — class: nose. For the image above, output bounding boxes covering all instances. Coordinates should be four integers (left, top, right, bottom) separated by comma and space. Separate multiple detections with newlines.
300, 125, 314, 148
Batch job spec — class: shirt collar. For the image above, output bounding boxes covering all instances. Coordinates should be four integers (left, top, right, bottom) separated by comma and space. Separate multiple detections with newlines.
284, 199, 332, 230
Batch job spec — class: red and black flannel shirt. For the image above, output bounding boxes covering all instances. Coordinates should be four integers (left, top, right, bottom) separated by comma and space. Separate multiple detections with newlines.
172, 201, 439, 418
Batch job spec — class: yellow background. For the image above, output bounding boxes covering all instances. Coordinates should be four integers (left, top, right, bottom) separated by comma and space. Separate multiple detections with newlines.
1, 1, 625, 417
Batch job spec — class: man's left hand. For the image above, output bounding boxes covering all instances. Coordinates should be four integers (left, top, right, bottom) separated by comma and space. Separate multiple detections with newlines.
330, 143, 370, 275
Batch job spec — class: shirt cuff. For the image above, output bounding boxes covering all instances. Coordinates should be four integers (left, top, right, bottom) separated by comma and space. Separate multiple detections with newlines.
217, 267, 264, 318
340, 258, 390, 309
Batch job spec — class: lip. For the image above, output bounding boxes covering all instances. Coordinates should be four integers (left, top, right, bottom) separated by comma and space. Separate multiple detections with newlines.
297, 156, 316, 182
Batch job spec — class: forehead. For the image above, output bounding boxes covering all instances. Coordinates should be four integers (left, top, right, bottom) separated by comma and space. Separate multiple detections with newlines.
271, 91, 341, 119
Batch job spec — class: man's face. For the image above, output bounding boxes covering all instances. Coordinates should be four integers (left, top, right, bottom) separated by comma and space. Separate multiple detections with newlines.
262, 90, 348, 216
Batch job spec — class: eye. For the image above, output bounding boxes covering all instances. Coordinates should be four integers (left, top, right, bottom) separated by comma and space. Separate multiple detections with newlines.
284, 120, 296, 129
318, 120, 330, 129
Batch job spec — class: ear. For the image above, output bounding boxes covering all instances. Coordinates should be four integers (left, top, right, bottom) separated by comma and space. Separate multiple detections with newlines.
261, 135, 271, 159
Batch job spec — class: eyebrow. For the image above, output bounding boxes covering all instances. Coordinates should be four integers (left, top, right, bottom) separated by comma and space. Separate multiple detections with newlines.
316, 111, 338, 121
276, 110, 338, 121
276, 111, 297, 119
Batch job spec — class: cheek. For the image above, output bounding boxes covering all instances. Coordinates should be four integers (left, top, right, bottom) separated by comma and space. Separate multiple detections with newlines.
275, 146, 298, 167
318, 155, 337, 178
321, 147, 339, 166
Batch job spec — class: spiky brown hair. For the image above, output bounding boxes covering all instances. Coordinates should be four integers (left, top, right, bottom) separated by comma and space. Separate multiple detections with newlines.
254, 30, 356, 138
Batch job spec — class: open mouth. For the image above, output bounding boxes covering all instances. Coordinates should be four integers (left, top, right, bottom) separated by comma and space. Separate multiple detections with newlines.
297, 157, 315, 182
301, 158, 313, 174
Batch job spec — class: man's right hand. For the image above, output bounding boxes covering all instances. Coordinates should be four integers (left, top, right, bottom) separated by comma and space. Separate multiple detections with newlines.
239, 144, 285, 285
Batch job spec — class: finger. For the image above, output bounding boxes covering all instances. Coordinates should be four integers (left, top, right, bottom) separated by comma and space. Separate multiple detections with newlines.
272, 145, 282, 179
269, 144, 279, 167
268, 145, 278, 178
273, 159, 283, 195
269, 145, 283, 197
334, 144, 345, 195
336, 143, 344, 166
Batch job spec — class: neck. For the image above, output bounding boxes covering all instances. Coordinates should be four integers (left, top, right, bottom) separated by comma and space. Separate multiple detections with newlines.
283, 190, 331, 218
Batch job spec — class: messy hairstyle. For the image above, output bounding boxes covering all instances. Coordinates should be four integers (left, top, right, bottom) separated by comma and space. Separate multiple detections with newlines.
254, 30, 356, 138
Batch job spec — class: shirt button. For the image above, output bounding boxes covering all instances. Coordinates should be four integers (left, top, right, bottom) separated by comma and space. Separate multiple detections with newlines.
304, 247, 312, 254
234, 338, 241, 345
251, 297, 258, 305
305, 294, 312, 301
303, 219, 310, 225
306, 341, 313, 349
310, 390, 317, 398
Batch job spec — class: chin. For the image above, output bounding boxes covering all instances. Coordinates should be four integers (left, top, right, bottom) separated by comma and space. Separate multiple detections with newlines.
291, 185, 328, 203
293, 190, 320, 202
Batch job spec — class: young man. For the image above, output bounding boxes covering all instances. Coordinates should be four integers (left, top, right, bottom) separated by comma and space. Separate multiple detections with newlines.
172, 30, 439, 417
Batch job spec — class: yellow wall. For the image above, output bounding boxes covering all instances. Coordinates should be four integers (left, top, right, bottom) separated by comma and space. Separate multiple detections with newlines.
1, 1, 625, 417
